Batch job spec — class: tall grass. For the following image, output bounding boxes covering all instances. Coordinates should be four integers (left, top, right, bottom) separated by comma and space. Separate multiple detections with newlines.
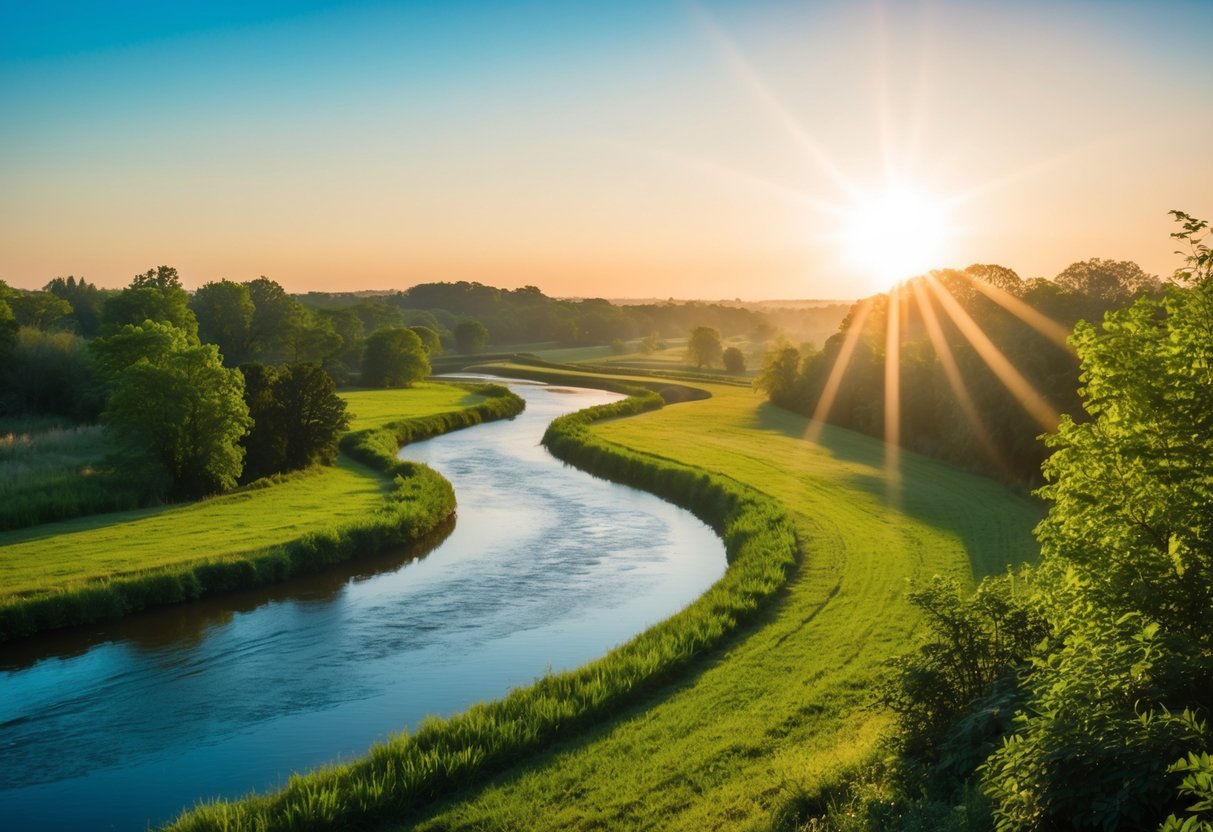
163, 380, 797, 832
0, 423, 148, 531
0, 384, 525, 642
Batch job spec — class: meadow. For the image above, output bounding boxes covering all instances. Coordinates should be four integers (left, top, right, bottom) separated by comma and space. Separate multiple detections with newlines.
0, 382, 521, 640
163, 365, 1041, 831
394, 367, 1042, 831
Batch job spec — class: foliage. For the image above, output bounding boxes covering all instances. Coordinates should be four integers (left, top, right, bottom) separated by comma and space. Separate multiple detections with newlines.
362, 325, 430, 387
686, 325, 723, 368
1, 327, 103, 419
1160, 752, 1213, 832
883, 574, 1047, 763
409, 324, 443, 356
1054, 258, 1162, 305
453, 318, 489, 353
8, 289, 71, 329
102, 332, 251, 499
982, 608, 1211, 831
45, 275, 106, 337
723, 345, 747, 372
102, 266, 198, 337
240, 363, 351, 482
754, 343, 804, 407
1035, 277, 1213, 637
754, 258, 1167, 484
191, 279, 255, 365
1170, 210, 1212, 285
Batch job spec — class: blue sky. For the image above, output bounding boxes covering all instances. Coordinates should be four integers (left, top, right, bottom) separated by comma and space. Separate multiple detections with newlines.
2, 0, 1210, 298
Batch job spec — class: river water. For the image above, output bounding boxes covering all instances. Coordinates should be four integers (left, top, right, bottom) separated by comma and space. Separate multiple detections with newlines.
0, 379, 726, 831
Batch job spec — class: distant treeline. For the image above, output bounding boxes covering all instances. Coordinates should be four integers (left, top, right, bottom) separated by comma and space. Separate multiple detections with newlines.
1, 275, 845, 421
755, 258, 1166, 484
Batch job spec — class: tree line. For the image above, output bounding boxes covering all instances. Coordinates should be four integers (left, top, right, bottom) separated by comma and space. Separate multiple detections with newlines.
754, 257, 1166, 484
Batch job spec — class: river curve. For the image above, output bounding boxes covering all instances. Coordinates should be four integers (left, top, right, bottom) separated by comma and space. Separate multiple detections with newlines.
0, 378, 727, 831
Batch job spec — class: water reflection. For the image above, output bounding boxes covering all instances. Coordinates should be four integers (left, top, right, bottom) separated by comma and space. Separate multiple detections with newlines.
0, 519, 454, 673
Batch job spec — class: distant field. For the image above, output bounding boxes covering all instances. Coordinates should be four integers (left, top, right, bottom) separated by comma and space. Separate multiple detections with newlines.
0, 383, 476, 603
342, 382, 487, 430
404, 371, 1042, 831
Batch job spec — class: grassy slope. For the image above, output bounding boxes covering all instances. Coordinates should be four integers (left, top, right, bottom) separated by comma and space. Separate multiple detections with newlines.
406, 375, 1042, 831
0, 383, 481, 604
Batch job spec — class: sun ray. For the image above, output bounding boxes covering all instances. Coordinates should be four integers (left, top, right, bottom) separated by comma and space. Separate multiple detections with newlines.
806, 297, 875, 444
609, 139, 846, 216
691, 5, 860, 200
909, 279, 1012, 474
958, 271, 1074, 351
883, 283, 903, 496
924, 274, 1060, 432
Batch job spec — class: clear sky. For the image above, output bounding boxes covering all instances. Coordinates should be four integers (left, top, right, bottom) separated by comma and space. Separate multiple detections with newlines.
2, 0, 1210, 299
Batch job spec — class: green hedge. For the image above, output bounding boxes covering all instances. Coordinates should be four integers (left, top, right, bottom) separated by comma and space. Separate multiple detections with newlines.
163, 377, 798, 832
0, 384, 525, 642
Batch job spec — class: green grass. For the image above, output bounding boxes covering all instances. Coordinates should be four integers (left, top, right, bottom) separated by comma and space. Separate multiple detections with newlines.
341, 382, 489, 430
0, 420, 145, 530
397, 369, 1043, 831
163, 381, 797, 832
161, 367, 1040, 832
0, 382, 519, 640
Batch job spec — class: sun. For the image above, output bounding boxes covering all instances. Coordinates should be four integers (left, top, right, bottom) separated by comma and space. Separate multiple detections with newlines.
839, 186, 951, 291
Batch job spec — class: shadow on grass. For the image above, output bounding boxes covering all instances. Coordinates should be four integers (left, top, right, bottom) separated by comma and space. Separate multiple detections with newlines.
0, 516, 454, 673
746, 403, 1041, 581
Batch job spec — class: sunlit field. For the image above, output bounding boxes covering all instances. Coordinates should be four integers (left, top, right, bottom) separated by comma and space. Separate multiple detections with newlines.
0, 383, 475, 604
397, 370, 1041, 831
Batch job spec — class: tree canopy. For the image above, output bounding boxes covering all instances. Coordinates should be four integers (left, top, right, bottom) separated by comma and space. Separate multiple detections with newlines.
99, 323, 249, 499
361, 326, 430, 388
686, 326, 723, 368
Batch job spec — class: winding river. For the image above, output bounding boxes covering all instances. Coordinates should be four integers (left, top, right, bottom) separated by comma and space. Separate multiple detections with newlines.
0, 379, 727, 831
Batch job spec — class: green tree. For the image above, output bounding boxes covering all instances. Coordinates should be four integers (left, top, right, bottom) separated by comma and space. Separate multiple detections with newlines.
722, 346, 746, 373
453, 319, 488, 354
0, 284, 17, 362
965, 263, 1023, 292
103, 266, 197, 337
685, 325, 723, 368
245, 276, 308, 362
752, 344, 801, 408
982, 215, 1213, 831
362, 326, 430, 388
1054, 258, 1160, 305
45, 276, 105, 337
192, 280, 254, 365
91, 320, 192, 380
8, 290, 72, 330
102, 327, 249, 499
239, 363, 350, 481
409, 325, 442, 356
1, 327, 102, 419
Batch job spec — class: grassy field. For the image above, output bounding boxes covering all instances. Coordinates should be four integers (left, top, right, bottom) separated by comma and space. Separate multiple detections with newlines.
0, 382, 481, 605
397, 368, 1042, 831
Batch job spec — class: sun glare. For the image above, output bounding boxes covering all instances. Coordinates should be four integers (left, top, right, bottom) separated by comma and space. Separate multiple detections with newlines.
840, 187, 950, 291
